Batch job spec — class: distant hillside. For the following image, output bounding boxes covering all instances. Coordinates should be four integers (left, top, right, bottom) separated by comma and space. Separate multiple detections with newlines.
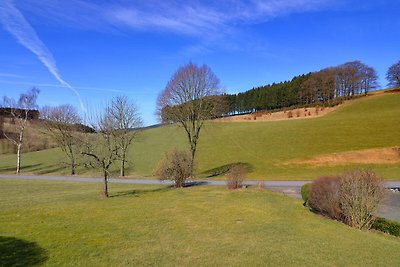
0, 91, 399, 180
224, 60, 379, 115
0, 118, 56, 154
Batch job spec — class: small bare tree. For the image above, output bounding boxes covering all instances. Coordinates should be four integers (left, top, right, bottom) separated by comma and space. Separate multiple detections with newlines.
157, 62, 225, 174
2, 87, 39, 174
108, 96, 143, 177
40, 104, 82, 175
81, 106, 120, 197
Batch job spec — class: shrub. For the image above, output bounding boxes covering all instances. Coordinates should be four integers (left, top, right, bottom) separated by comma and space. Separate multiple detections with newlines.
373, 217, 400, 237
154, 148, 192, 188
301, 183, 311, 206
287, 110, 293, 118
296, 110, 301, 117
308, 169, 385, 230
340, 169, 383, 229
308, 176, 342, 220
226, 164, 247, 189
256, 181, 266, 190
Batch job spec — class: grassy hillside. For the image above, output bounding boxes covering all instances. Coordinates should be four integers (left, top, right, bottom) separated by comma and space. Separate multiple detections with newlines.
0, 92, 399, 180
0, 179, 399, 266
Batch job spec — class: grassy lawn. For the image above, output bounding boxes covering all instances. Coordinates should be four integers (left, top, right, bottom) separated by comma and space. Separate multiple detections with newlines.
0, 179, 399, 266
0, 93, 399, 180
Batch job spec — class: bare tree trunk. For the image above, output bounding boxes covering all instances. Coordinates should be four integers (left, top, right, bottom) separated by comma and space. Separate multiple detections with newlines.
69, 146, 75, 175
16, 143, 21, 174
70, 157, 75, 175
120, 157, 125, 177
103, 169, 109, 197
16, 129, 23, 174
190, 145, 196, 176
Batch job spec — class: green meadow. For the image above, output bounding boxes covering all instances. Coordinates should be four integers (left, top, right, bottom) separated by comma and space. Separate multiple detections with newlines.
0, 92, 399, 180
0, 178, 399, 266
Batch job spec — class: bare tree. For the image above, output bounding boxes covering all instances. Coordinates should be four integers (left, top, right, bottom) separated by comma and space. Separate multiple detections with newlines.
108, 96, 143, 177
2, 87, 39, 174
81, 105, 120, 197
386, 60, 400, 88
40, 104, 82, 175
157, 62, 225, 174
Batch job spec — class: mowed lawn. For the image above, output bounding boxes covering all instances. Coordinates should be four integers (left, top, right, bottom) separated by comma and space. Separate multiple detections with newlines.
0, 92, 399, 180
0, 179, 399, 266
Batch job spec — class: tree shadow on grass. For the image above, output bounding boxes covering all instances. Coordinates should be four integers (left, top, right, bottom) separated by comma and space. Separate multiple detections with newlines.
0, 164, 43, 173
110, 185, 174, 198
34, 166, 66, 175
200, 162, 254, 178
0, 236, 47, 267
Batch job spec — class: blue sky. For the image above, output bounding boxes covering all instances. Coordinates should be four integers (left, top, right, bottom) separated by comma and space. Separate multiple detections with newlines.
0, 0, 399, 125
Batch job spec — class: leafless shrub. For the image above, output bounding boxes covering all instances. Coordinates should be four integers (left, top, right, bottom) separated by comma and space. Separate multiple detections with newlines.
256, 181, 266, 190
308, 176, 342, 220
340, 170, 383, 229
226, 164, 247, 190
154, 148, 192, 188
287, 110, 293, 118
296, 110, 301, 117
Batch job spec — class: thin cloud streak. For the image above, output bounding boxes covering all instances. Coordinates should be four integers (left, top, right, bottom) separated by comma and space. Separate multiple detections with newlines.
0, 79, 123, 93
0, 72, 26, 78
0, 0, 85, 111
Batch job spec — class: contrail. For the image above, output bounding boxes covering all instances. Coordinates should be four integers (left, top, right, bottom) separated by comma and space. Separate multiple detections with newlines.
0, 0, 86, 112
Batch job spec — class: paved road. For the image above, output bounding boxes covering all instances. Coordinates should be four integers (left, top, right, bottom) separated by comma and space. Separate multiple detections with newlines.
1, 174, 399, 188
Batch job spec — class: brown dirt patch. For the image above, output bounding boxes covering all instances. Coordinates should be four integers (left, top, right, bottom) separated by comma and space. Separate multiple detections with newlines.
215, 106, 337, 123
286, 147, 400, 166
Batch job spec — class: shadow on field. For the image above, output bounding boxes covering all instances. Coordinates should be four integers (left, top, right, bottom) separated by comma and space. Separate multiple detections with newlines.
35, 166, 66, 175
0, 164, 42, 172
110, 186, 174, 198
0, 236, 48, 266
201, 162, 254, 178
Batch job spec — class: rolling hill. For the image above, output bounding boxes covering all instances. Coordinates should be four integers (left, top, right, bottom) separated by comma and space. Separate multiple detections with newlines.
0, 91, 399, 180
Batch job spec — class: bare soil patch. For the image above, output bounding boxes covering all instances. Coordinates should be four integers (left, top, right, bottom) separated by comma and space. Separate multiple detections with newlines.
286, 147, 400, 166
215, 106, 337, 123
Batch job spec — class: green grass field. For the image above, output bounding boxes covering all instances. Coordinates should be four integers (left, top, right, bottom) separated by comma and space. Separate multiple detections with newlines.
0, 178, 399, 266
0, 92, 399, 180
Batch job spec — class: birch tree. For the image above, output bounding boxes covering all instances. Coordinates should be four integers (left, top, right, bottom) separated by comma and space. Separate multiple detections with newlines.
2, 87, 39, 174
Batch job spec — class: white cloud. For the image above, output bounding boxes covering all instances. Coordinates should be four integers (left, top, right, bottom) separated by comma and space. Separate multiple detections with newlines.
0, 0, 86, 111
15, 0, 337, 37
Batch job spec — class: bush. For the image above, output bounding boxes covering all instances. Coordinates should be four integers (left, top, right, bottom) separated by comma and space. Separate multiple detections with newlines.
154, 149, 192, 188
226, 164, 247, 189
308, 176, 342, 220
301, 183, 311, 206
373, 217, 400, 237
308, 169, 384, 230
340, 169, 383, 229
